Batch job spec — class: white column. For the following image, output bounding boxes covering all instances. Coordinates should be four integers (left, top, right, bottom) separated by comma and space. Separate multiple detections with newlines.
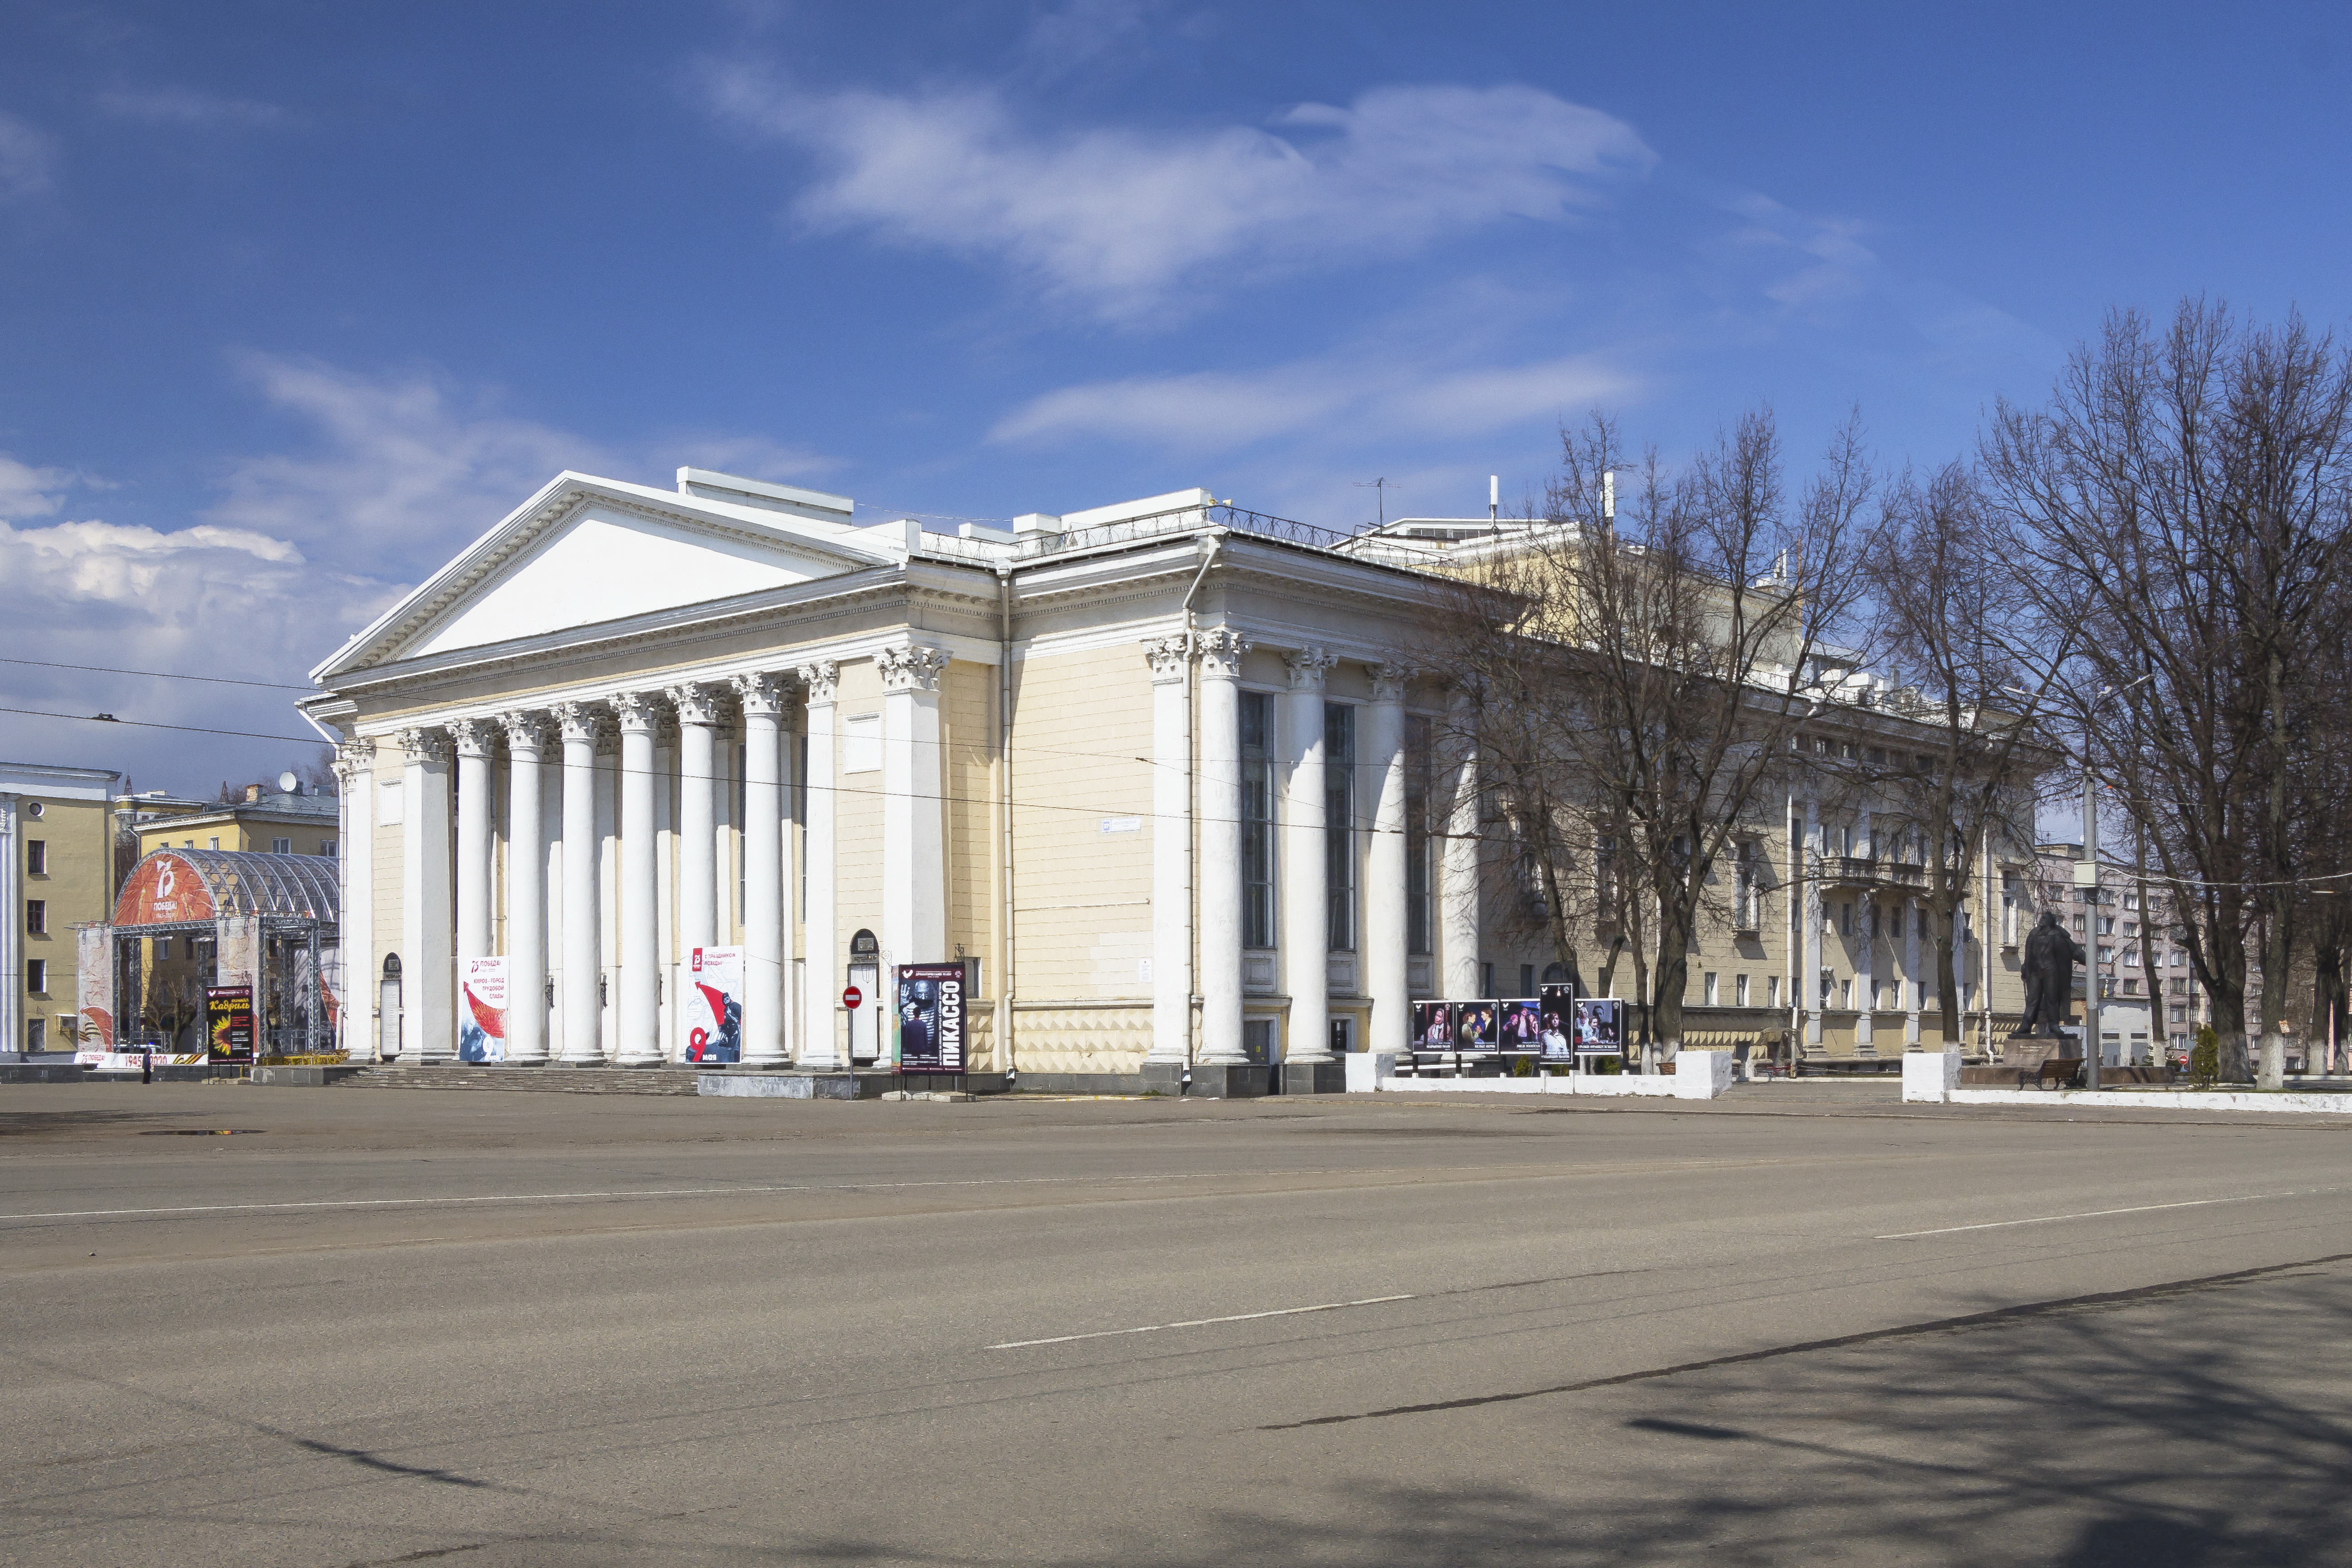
669, 684, 720, 962
1440, 691, 1481, 998
797, 661, 842, 1069
397, 727, 455, 1063
1281, 647, 1335, 1063
1803, 797, 1823, 1048
734, 671, 789, 1064
450, 719, 495, 972
501, 713, 550, 1064
1857, 892, 1877, 1051
1145, 637, 1195, 1065
1363, 663, 1411, 1054
879, 644, 950, 977
1196, 629, 1250, 1065
332, 740, 375, 1060
556, 702, 605, 1063
1904, 893, 1922, 1047
614, 692, 662, 1065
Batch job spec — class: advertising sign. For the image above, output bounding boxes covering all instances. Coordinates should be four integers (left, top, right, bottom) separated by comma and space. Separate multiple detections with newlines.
1539, 984, 1577, 1060
113, 852, 218, 926
686, 946, 743, 1063
1573, 997, 1626, 1056
1455, 1000, 1501, 1049
895, 962, 967, 1073
1411, 1000, 1453, 1048
205, 986, 254, 1063
1499, 998, 1543, 1050
459, 957, 509, 1063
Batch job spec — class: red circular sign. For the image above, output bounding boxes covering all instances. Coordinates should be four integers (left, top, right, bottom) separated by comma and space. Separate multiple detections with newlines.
842, 985, 863, 1010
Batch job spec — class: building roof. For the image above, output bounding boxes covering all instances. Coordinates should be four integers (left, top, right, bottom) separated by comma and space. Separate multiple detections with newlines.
111, 848, 339, 926
0, 761, 122, 801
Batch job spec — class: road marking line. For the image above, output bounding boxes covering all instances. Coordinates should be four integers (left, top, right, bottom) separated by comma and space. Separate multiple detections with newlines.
1875, 1189, 2312, 1240
988, 1294, 1417, 1350
0, 1172, 1229, 1224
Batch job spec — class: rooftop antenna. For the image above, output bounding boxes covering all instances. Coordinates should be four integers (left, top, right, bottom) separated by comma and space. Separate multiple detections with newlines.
1489, 474, 1499, 534
1353, 476, 1392, 528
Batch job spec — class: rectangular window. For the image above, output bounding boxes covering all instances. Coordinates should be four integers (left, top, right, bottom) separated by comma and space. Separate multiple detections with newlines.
1519, 963, 1535, 996
842, 713, 881, 774
1480, 961, 1495, 996
27, 959, 47, 993
25, 900, 44, 935
1704, 972, 1718, 1006
1838, 976, 1851, 1007
155, 936, 172, 960
1892, 906, 1906, 939
1325, 703, 1356, 951
1734, 974, 1749, 1006
1767, 975, 1781, 1008
1404, 715, 1432, 956
1733, 840, 1758, 929
2124, 890, 2140, 910
2123, 978, 2138, 994
321, 839, 337, 858
1241, 692, 1276, 949
2098, 946, 2114, 965
271, 837, 292, 854
1839, 901, 1853, 936
2171, 1004, 2187, 1023
2123, 947, 2140, 966
208, 837, 220, 850
25, 839, 44, 875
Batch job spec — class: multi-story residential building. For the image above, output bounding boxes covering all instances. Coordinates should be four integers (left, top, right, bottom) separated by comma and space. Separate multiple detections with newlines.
3, 761, 121, 1054
121, 781, 340, 861
279, 467, 2033, 1090
2032, 842, 2209, 1066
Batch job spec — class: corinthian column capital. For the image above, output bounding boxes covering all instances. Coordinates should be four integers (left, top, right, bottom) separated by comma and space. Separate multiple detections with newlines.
1196, 628, 1250, 681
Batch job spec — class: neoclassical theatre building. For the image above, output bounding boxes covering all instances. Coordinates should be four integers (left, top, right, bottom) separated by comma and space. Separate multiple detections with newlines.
308, 466, 2029, 1092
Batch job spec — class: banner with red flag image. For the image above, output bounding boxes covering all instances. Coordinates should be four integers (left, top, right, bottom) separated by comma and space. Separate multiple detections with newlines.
686, 946, 742, 1063
460, 958, 509, 1063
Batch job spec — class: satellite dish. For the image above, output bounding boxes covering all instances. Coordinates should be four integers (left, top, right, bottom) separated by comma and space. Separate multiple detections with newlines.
278, 771, 299, 793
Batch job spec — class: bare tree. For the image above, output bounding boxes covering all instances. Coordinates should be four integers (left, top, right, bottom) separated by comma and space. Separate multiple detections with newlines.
1864, 461, 2064, 1046
1421, 409, 1873, 1065
1984, 301, 2352, 1083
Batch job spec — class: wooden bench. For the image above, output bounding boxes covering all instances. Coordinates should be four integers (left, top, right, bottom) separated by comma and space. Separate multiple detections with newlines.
2034, 1057, 2084, 1089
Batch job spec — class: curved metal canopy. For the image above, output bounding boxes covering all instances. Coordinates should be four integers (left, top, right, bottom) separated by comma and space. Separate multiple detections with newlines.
112, 848, 340, 926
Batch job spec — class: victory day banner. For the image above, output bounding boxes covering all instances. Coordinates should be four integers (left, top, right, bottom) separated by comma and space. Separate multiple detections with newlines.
686, 946, 742, 1063
460, 957, 509, 1063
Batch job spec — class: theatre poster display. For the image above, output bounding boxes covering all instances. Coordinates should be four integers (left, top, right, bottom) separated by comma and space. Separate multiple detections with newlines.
686, 946, 743, 1063
1499, 998, 1542, 1049
1412, 1000, 1453, 1047
206, 986, 254, 1063
1539, 985, 1577, 1059
896, 962, 967, 1073
1573, 997, 1626, 1055
460, 957, 508, 1063
1454, 1000, 1500, 1049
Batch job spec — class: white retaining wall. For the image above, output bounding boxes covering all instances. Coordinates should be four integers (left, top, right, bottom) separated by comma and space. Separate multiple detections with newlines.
1352, 1050, 1735, 1100
1900, 1047, 2352, 1114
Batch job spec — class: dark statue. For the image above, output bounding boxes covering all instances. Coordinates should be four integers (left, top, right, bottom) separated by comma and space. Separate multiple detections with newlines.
2014, 911, 2087, 1038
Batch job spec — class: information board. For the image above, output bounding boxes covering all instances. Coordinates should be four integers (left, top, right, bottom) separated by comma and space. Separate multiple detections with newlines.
895, 962, 967, 1073
686, 946, 743, 1063
205, 986, 254, 1063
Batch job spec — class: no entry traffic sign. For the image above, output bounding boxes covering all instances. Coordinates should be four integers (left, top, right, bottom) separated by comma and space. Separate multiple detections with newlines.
841, 985, 863, 1010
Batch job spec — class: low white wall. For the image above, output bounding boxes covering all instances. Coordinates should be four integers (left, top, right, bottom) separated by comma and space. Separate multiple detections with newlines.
1901, 1049, 1962, 1103
1352, 1050, 1732, 1101
1943, 1087, 2352, 1115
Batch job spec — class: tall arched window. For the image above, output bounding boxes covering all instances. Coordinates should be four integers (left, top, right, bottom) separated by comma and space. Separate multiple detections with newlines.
380, 954, 402, 1060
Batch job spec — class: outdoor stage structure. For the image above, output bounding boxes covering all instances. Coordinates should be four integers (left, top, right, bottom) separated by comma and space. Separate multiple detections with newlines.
77, 848, 343, 1063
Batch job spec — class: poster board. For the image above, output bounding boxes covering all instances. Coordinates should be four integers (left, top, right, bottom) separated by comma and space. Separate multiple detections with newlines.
1573, 997, 1626, 1056
459, 957, 509, 1063
1411, 1000, 1453, 1048
205, 987, 254, 1063
895, 962, 967, 1073
686, 946, 743, 1063
1498, 998, 1543, 1051
1538, 984, 1577, 1060
1454, 1000, 1501, 1049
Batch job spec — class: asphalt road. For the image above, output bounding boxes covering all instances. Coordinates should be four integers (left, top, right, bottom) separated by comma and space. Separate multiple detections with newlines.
4, 1081, 2349, 1567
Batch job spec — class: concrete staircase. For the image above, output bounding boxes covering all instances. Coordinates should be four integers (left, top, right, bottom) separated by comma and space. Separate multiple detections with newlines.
341, 1063, 706, 1097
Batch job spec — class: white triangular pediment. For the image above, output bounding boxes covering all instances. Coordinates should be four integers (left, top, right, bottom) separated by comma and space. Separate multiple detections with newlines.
401, 502, 866, 660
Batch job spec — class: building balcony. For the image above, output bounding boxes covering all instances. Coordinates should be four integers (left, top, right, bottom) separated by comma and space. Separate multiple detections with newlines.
1819, 856, 1928, 891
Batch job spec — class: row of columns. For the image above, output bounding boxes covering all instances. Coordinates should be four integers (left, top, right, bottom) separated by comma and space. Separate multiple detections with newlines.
343, 655, 884, 1066
1150, 631, 1460, 1065
1798, 797, 1974, 1049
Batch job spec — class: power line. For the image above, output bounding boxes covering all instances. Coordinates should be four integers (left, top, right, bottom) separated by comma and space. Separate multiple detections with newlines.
0, 657, 311, 691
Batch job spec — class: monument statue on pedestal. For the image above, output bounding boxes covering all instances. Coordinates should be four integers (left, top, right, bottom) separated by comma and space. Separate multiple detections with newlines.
2014, 911, 2087, 1039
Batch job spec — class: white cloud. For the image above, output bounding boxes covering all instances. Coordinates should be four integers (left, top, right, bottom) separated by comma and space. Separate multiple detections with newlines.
97, 85, 293, 129
992, 350, 1636, 451
0, 109, 58, 200
0, 453, 76, 519
709, 74, 1654, 319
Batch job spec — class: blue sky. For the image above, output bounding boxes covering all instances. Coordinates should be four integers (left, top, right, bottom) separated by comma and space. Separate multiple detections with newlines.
3, 0, 2348, 789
